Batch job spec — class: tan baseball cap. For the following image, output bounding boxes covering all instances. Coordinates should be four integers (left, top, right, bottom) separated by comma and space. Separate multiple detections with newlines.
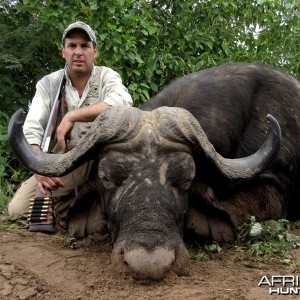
62, 21, 97, 44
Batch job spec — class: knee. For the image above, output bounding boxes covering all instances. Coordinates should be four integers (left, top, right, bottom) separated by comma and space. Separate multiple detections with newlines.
7, 197, 22, 217
7, 192, 29, 217
7, 176, 36, 217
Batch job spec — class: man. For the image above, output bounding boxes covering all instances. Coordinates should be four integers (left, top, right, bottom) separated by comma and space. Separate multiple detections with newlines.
8, 21, 133, 231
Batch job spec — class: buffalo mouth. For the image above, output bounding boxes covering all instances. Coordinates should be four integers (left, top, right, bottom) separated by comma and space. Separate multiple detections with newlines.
111, 239, 190, 281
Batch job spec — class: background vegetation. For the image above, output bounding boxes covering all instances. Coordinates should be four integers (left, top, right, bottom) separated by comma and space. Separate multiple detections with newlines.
0, 0, 299, 210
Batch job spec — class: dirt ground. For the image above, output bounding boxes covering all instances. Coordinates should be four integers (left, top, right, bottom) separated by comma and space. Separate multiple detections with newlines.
0, 223, 299, 300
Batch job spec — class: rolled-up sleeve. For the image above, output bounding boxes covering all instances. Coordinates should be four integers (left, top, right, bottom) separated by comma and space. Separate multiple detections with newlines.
23, 79, 51, 146
23, 70, 63, 146
100, 68, 133, 107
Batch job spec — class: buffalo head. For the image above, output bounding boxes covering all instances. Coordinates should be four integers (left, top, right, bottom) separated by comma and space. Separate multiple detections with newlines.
8, 106, 281, 280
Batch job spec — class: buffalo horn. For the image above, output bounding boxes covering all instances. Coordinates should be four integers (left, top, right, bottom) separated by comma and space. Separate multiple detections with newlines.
155, 107, 281, 179
8, 107, 141, 177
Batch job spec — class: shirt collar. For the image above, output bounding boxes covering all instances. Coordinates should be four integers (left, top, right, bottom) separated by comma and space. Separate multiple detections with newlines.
64, 64, 95, 86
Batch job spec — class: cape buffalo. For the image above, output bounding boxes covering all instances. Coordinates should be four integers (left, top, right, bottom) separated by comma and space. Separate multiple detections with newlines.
8, 62, 300, 280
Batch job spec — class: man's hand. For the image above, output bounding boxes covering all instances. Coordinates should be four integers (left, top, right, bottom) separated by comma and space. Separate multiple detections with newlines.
56, 102, 109, 153
31, 144, 65, 194
35, 174, 65, 195
56, 112, 74, 153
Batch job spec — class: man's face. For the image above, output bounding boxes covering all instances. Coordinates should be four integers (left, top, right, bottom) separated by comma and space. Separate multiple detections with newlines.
62, 30, 97, 76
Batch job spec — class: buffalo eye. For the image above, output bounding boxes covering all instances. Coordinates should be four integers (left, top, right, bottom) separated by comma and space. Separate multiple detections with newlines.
180, 178, 193, 190
99, 174, 114, 189
99, 170, 129, 188
102, 176, 110, 184
172, 178, 193, 191
166, 154, 195, 191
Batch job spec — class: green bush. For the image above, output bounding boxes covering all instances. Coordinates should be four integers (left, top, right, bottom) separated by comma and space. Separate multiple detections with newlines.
0, 111, 29, 212
235, 217, 300, 262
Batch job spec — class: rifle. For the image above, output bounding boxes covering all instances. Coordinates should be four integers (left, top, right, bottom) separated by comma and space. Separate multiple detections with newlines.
41, 66, 67, 153
28, 65, 67, 233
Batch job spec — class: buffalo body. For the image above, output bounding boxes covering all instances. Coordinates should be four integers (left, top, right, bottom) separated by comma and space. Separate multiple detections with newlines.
8, 62, 300, 280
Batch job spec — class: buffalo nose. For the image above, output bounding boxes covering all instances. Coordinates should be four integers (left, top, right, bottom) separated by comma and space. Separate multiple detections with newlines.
124, 247, 175, 280
111, 240, 191, 280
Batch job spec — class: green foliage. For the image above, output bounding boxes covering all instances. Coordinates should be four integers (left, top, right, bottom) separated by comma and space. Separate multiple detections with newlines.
204, 242, 222, 253
192, 218, 299, 263
282, 257, 300, 273
9, 0, 300, 106
191, 241, 222, 261
0, 1, 63, 117
235, 217, 300, 262
0, 213, 24, 231
191, 250, 206, 261
0, 111, 14, 210
0, 111, 29, 211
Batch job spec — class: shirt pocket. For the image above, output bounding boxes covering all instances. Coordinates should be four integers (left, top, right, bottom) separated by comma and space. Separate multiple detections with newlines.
84, 85, 101, 105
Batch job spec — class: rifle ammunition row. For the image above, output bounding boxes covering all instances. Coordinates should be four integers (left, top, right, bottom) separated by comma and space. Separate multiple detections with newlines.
27, 197, 52, 222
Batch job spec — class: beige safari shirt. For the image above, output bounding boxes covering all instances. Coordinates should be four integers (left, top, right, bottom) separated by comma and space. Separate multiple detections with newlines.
23, 65, 133, 153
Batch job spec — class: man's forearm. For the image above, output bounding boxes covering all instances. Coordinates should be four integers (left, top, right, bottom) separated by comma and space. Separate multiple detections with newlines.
31, 144, 42, 152
56, 101, 110, 152
66, 101, 109, 123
